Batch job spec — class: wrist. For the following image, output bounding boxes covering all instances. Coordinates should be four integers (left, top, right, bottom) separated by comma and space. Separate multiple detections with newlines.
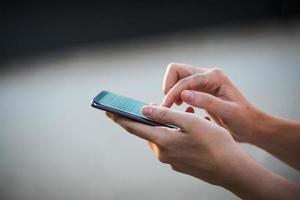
217, 144, 265, 199
214, 141, 252, 187
217, 143, 251, 187
246, 108, 276, 145
249, 109, 297, 146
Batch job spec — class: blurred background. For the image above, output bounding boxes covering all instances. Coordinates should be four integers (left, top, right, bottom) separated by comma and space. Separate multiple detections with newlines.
1, 1, 300, 199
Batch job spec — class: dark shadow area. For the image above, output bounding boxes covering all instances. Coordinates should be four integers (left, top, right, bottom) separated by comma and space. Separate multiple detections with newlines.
1, 0, 299, 65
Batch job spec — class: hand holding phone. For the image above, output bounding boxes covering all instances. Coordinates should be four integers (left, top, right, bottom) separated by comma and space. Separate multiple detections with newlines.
91, 90, 176, 128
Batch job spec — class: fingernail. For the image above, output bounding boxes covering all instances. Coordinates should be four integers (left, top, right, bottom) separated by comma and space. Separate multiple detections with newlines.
184, 90, 194, 102
142, 106, 154, 116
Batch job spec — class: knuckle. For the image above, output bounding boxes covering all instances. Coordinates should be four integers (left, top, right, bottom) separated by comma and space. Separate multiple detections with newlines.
177, 77, 187, 86
189, 73, 207, 89
167, 62, 177, 71
167, 78, 186, 98
211, 67, 223, 74
204, 94, 213, 107
197, 73, 206, 85
158, 109, 169, 119
189, 74, 200, 88
184, 114, 198, 127
176, 78, 190, 90
211, 68, 225, 78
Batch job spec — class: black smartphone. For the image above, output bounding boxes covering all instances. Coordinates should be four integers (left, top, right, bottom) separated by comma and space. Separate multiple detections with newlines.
91, 90, 176, 128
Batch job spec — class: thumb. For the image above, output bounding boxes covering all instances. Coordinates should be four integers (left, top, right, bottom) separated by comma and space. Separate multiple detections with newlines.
141, 105, 195, 131
181, 90, 233, 118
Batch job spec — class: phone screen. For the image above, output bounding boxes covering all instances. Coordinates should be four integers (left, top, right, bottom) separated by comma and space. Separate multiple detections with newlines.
93, 90, 146, 118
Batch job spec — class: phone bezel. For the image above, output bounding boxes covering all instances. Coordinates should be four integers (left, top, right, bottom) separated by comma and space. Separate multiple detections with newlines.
91, 95, 176, 129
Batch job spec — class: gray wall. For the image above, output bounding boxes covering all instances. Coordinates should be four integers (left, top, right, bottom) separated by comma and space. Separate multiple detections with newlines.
1, 21, 300, 200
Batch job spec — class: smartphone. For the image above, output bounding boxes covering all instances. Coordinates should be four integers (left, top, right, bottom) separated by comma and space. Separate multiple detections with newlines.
91, 90, 176, 128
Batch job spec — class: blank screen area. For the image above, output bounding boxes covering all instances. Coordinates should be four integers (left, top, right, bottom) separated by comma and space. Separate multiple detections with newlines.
96, 92, 146, 118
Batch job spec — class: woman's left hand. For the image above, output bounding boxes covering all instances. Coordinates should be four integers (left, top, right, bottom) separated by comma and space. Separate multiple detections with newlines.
106, 105, 244, 186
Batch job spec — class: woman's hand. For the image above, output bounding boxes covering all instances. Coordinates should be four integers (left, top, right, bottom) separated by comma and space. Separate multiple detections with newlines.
107, 105, 243, 186
161, 63, 300, 170
162, 63, 266, 143
105, 105, 300, 199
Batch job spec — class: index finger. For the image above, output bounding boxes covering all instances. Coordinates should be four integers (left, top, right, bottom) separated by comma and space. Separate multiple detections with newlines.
142, 105, 197, 132
106, 112, 166, 144
162, 63, 205, 95
162, 69, 224, 107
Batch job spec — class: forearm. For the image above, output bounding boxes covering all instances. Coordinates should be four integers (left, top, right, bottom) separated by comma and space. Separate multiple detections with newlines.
251, 111, 300, 170
221, 147, 300, 200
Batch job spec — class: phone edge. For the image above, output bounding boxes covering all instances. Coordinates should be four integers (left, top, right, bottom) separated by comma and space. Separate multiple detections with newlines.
91, 101, 176, 129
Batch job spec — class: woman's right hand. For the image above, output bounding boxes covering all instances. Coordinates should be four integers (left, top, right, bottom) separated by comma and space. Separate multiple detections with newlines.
161, 63, 267, 144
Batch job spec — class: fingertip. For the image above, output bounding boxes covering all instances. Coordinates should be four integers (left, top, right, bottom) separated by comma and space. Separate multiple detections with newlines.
141, 105, 155, 116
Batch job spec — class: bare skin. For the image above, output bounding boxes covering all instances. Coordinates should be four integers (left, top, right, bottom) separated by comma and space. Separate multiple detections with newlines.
105, 63, 300, 199
161, 63, 300, 170
106, 106, 300, 200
